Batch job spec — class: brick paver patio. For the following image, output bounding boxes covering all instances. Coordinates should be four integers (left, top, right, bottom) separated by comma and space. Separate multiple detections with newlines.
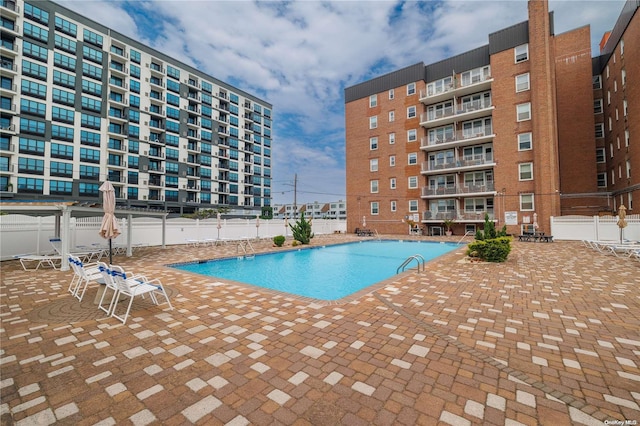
1, 236, 638, 425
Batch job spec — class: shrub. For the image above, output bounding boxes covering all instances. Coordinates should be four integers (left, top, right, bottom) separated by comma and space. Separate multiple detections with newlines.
292, 240, 300, 247
467, 237, 512, 262
469, 214, 512, 262
273, 235, 285, 247
290, 212, 314, 244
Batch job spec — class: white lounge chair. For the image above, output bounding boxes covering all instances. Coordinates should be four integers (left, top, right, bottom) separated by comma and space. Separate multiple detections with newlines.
105, 265, 173, 324
49, 238, 105, 262
15, 253, 62, 271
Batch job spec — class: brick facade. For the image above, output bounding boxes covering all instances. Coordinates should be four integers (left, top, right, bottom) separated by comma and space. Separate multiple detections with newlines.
345, 0, 638, 236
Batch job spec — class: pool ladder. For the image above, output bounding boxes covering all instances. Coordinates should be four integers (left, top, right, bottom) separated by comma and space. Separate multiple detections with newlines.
237, 239, 256, 258
397, 254, 426, 274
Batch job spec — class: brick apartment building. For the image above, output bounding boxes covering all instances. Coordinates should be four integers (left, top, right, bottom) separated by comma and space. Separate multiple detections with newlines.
345, 0, 638, 236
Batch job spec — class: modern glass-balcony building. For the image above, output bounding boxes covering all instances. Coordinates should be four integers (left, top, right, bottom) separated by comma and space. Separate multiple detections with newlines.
0, 0, 273, 215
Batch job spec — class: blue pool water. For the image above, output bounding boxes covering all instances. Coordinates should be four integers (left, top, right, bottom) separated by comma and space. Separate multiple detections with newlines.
171, 240, 459, 301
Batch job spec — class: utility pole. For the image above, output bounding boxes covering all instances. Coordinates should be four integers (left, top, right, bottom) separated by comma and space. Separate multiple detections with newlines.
293, 173, 297, 219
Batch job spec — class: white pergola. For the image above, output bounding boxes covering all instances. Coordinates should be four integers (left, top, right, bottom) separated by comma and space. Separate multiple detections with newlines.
0, 201, 167, 271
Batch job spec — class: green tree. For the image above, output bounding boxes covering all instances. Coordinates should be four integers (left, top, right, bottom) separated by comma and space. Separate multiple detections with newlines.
290, 212, 314, 244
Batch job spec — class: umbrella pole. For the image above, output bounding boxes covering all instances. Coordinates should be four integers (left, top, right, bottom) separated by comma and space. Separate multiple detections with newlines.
109, 238, 113, 265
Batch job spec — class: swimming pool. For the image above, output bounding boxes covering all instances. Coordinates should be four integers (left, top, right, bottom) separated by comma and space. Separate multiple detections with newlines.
171, 240, 459, 301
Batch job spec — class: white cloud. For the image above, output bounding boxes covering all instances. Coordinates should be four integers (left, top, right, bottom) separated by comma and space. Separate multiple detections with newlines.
60, 0, 625, 204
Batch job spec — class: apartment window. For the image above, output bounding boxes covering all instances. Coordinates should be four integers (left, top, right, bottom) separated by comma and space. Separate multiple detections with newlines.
51, 143, 73, 159
517, 133, 532, 151
625, 130, 630, 147
407, 83, 416, 96
51, 106, 75, 124
389, 133, 395, 144
55, 16, 77, 37
369, 94, 377, 108
83, 46, 103, 64
370, 180, 379, 193
50, 161, 73, 178
515, 73, 530, 92
597, 173, 607, 188
389, 111, 395, 122
627, 160, 631, 179
515, 44, 529, 63
50, 180, 72, 195
614, 80, 618, 92
606, 65, 610, 79
369, 116, 377, 129
620, 38, 625, 56
83, 29, 104, 47
607, 90, 611, 105
390, 178, 396, 189
17, 177, 44, 194
407, 106, 416, 119
51, 124, 74, 141
20, 99, 45, 116
611, 169, 615, 185
516, 103, 531, 121
20, 118, 45, 135
608, 116, 612, 132
408, 176, 418, 189
520, 193, 534, 211
53, 70, 75, 89
594, 99, 603, 114
24, 3, 50, 25
408, 153, 418, 165
18, 157, 44, 174
23, 22, 49, 43
596, 148, 606, 163
370, 158, 378, 172
618, 164, 622, 179
593, 75, 602, 90
370, 137, 378, 150
22, 41, 48, 62
519, 163, 533, 181
595, 123, 604, 138
390, 201, 397, 212
617, 136, 621, 150
408, 200, 418, 212
621, 69, 626, 86
623, 100, 628, 117
389, 89, 394, 99
610, 143, 614, 158
407, 129, 417, 142
370, 202, 379, 215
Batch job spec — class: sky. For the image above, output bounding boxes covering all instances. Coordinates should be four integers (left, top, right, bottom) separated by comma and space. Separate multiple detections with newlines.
59, 0, 626, 205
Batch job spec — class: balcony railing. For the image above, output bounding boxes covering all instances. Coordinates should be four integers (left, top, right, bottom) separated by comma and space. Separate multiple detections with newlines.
421, 127, 493, 148
423, 209, 494, 221
422, 154, 494, 172
422, 182, 495, 197
423, 99, 492, 123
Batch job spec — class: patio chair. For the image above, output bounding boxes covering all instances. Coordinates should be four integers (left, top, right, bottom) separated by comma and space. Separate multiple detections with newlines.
15, 253, 62, 271
68, 255, 103, 302
107, 265, 173, 324
49, 238, 105, 262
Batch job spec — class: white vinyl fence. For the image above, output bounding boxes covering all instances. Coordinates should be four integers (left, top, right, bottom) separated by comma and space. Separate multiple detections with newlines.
550, 214, 640, 242
0, 215, 347, 261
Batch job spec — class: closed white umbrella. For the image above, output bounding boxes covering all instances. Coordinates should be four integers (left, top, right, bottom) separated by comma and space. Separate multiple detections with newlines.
284, 216, 289, 237
216, 212, 222, 240
617, 205, 628, 243
99, 181, 121, 265
362, 216, 366, 228
256, 214, 260, 238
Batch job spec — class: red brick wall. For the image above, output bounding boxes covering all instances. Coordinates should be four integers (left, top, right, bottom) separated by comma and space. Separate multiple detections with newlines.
602, 10, 640, 214
555, 27, 609, 215
345, 83, 425, 234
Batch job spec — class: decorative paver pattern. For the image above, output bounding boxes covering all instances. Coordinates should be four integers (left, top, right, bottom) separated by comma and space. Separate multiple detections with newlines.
1, 235, 639, 425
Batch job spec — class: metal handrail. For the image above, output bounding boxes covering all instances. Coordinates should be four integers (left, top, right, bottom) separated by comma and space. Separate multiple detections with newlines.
396, 254, 426, 274
457, 231, 474, 245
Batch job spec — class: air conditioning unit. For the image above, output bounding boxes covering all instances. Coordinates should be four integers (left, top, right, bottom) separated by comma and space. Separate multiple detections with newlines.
143, 150, 148, 155
182, 184, 186, 189
143, 180, 148, 185
144, 107, 149, 112
143, 136, 148, 141
143, 195, 147, 200
181, 118, 187, 123
145, 78, 149, 82
144, 92, 149, 97
142, 165, 148, 171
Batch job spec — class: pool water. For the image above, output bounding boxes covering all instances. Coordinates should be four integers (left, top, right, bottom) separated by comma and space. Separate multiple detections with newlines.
171, 240, 459, 301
